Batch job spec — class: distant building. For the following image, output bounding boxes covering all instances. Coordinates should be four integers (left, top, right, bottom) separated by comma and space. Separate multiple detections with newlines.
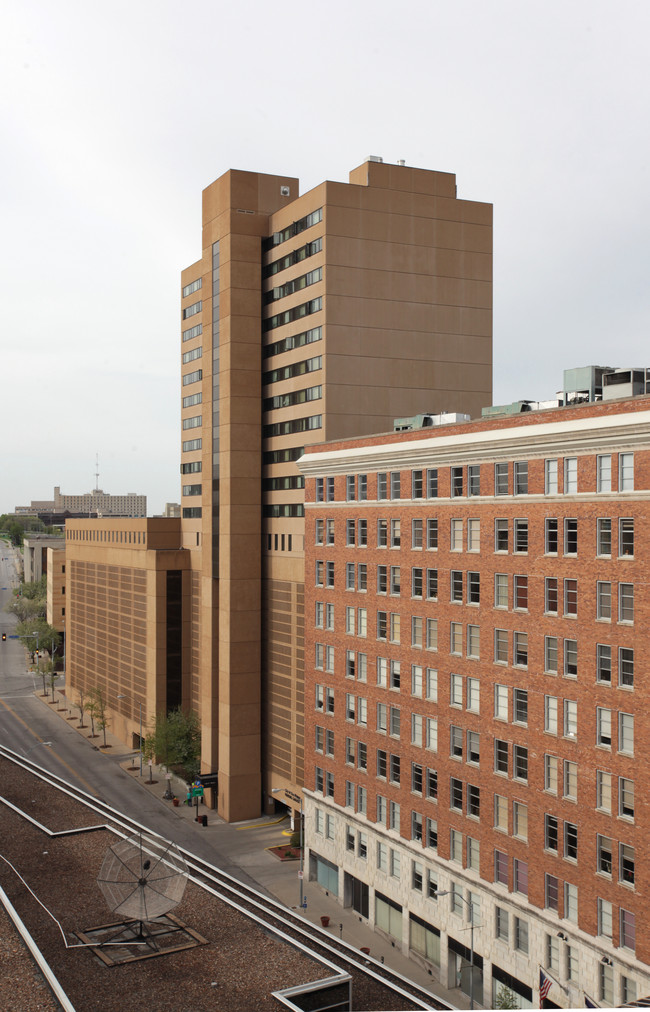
23, 535, 65, 582
15, 485, 146, 518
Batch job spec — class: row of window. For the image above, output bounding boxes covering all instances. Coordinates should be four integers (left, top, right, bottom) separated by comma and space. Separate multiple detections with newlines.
182, 299, 202, 320
263, 384, 322, 412
262, 207, 322, 251
182, 322, 202, 343
181, 277, 202, 298
264, 413, 322, 438
263, 237, 322, 278
320, 454, 636, 503
263, 295, 322, 332
263, 325, 322, 359
319, 514, 635, 557
263, 354, 322, 386
265, 266, 322, 304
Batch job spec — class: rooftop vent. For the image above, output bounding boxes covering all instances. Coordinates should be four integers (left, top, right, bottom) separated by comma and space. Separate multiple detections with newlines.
367, 155, 383, 163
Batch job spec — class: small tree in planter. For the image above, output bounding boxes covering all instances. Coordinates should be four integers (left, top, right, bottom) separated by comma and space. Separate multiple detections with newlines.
76, 690, 88, 728
89, 687, 110, 747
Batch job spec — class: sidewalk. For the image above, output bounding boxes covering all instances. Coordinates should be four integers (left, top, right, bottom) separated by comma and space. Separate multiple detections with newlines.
38, 684, 466, 1009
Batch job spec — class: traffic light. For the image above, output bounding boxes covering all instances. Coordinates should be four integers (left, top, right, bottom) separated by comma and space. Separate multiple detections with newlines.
2, 633, 6, 641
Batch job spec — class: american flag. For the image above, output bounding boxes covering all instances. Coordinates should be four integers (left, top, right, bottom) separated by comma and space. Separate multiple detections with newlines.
540, 969, 553, 1002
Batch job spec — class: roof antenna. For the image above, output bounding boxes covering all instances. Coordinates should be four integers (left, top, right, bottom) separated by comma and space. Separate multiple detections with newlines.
94, 453, 100, 492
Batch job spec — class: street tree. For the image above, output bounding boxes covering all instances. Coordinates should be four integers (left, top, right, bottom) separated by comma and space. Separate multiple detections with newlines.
144, 708, 201, 783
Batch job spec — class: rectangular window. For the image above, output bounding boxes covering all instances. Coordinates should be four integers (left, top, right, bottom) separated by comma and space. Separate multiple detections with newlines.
563, 760, 577, 801
346, 519, 356, 546
494, 628, 508, 664
563, 699, 577, 738
450, 724, 463, 759
597, 517, 612, 556
545, 635, 558, 673
545, 459, 558, 494
514, 917, 529, 954
411, 762, 423, 794
426, 518, 438, 549
545, 517, 558, 553
545, 754, 558, 794
619, 843, 635, 886
545, 814, 559, 852
545, 577, 558, 614
564, 456, 577, 493
451, 467, 463, 497
450, 672, 463, 707
358, 475, 367, 501
346, 564, 355, 591
426, 618, 438, 651
377, 473, 387, 500
450, 519, 463, 551
390, 471, 401, 499
494, 684, 508, 721
619, 517, 634, 556
412, 470, 423, 498
564, 821, 578, 860
514, 631, 528, 667
426, 818, 438, 850
514, 575, 528, 610
546, 875, 559, 912
494, 739, 508, 775
494, 573, 508, 608
358, 564, 367, 592
412, 519, 423, 549
513, 746, 528, 783
450, 778, 463, 811
544, 695, 558, 734
358, 519, 367, 546
467, 518, 480, 551
513, 859, 528, 896
467, 730, 480, 764
426, 568, 438, 600
427, 468, 438, 498
598, 897, 613, 940
564, 638, 578, 677
619, 776, 634, 819
494, 849, 508, 884
513, 688, 528, 724
597, 581, 611, 620
619, 582, 634, 623
619, 452, 634, 491
514, 461, 528, 495
468, 465, 480, 496
426, 717, 438, 752
619, 646, 634, 687
564, 578, 578, 616
451, 570, 463, 602
597, 454, 612, 492
597, 770, 612, 812
495, 518, 508, 552
494, 795, 508, 832
411, 616, 422, 648
390, 566, 401, 595
495, 905, 509, 941
514, 519, 528, 553
597, 834, 612, 875
450, 622, 462, 655
426, 668, 438, 701
411, 664, 423, 697
564, 517, 578, 554
467, 572, 480, 605
495, 462, 509, 496
390, 519, 401, 547
597, 707, 612, 747
620, 909, 636, 952
468, 785, 480, 819
619, 711, 634, 754
377, 519, 387, 548
596, 643, 612, 683
467, 676, 480, 711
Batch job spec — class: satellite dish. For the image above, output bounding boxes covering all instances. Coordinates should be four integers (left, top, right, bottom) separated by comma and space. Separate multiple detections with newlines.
97, 832, 188, 925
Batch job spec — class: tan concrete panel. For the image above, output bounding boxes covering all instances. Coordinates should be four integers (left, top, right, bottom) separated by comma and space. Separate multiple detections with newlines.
218, 421, 261, 452
331, 177, 491, 226
326, 328, 492, 365
325, 204, 492, 254
325, 235, 491, 281
325, 265, 491, 309
216, 577, 260, 613
347, 160, 457, 197
327, 296, 491, 337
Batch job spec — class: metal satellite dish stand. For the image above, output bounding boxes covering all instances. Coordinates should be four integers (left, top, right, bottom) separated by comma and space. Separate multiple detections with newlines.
77, 832, 206, 963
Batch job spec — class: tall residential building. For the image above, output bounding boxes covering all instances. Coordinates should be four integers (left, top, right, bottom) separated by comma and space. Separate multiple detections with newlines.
16, 485, 146, 517
298, 392, 650, 1008
178, 158, 492, 821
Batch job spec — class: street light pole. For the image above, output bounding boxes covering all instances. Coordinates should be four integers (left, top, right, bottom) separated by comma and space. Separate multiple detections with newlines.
272, 788, 304, 909
436, 890, 476, 1010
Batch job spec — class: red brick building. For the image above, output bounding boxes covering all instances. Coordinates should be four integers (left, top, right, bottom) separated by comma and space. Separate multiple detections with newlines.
298, 394, 650, 1008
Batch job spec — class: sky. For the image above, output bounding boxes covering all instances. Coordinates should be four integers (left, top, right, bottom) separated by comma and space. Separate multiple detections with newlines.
1, 0, 649, 515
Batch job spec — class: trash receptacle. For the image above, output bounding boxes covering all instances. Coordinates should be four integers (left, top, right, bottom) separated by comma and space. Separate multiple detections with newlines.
201, 814, 208, 827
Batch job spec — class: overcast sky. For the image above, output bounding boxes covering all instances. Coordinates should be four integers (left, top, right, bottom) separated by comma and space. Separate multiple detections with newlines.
2, 0, 649, 515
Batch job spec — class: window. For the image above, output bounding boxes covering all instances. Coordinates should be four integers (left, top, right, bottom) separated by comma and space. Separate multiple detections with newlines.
494, 794, 508, 832
390, 519, 401, 549
346, 564, 355, 591
411, 664, 423, 697
514, 575, 528, 610
411, 616, 422, 647
412, 470, 423, 498
468, 465, 480, 496
599, 963, 614, 1006
545, 458, 558, 494
357, 787, 367, 816
564, 578, 578, 616
450, 724, 463, 760
377, 749, 387, 779
325, 561, 334, 587
426, 768, 438, 802
494, 573, 508, 608
376, 657, 387, 688
389, 707, 400, 738
450, 519, 463, 551
427, 518, 438, 549
411, 518, 423, 549
597, 834, 612, 875
619, 843, 635, 886
426, 818, 438, 850
514, 519, 528, 553
619, 646, 634, 687
494, 684, 508, 721
377, 840, 387, 869
597, 897, 613, 939
451, 570, 463, 602
377, 519, 387, 547
411, 762, 423, 794
377, 611, 387, 640
358, 519, 367, 546
564, 518, 578, 554
564, 639, 577, 677
619, 711, 634, 754
563, 699, 577, 738
357, 740, 367, 769
377, 473, 387, 500
597, 454, 611, 492
467, 677, 480, 711
358, 565, 367, 592
427, 468, 438, 498
513, 859, 528, 896
545, 814, 559, 852
622, 978, 637, 1005
545, 517, 558, 553
467, 837, 480, 870
346, 475, 356, 501
513, 800, 528, 838
426, 717, 439, 752
596, 770, 612, 812
513, 688, 528, 725
514, 917, 529, 954
597, 582, 611, 620
426, 568, 438, 600
467, 571, 480, 605
563, 760, 577, 801
467, 785, 480, 820
494, 462, 509, 495
450, 623, 462, 655
494, 740, 508, 775
426, 618, 438, 651
390, 471, 401, 499
545, 695, 558, 734
411, 811, 423, 843
390, 566, 401, 595
345, 519, 355, 546
450, 833, 463, 866
389, 660, 400, 690
619, 517, 634, 556
564, 882, 578, 923
411, 860, 423, 891
545, 577, 558, 614
451, 466, 463, 497
513, 631, 528, 667
426, 668, 438, 701
345, 737, 354, 764
450, 778, 463, 811
450, 673, 463, 707
620, 909, 636, 952
619, 582, 634, 623
494, 849, 508, 884
389, 802, 400, 833
377, 703, 387, 733
494, 628, 508, 663
564, 456, 577, 493
564, 821, 578, 860
495, 519, 508, 552
619, 452, 634, 491
346, 649, 356, 676
542, 631, 558, 671
467, 730, 480, 764
545, 754, 558, 794
495, 905, 509, 941
390, 848, 401, 876
514, 461, 528, 495
619, 776, 634, 819
513, 746, 528, 782
596, 706, 612, 747
597, 518, 612, 556
596, 644, 611, 683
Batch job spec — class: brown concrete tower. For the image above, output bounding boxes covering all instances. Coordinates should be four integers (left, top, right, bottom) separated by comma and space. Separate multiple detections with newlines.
179, 158, 492, 821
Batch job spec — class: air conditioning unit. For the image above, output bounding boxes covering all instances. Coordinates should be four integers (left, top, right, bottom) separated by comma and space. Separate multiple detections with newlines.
280, 185, 290, 197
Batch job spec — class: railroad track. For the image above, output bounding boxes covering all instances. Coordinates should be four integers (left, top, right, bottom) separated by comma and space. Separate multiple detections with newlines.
0, 744, 456, 1012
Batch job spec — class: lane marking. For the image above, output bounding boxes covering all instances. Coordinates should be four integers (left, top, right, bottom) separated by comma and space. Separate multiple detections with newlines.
236, 815, 289, 831
0, 697, 99, 796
